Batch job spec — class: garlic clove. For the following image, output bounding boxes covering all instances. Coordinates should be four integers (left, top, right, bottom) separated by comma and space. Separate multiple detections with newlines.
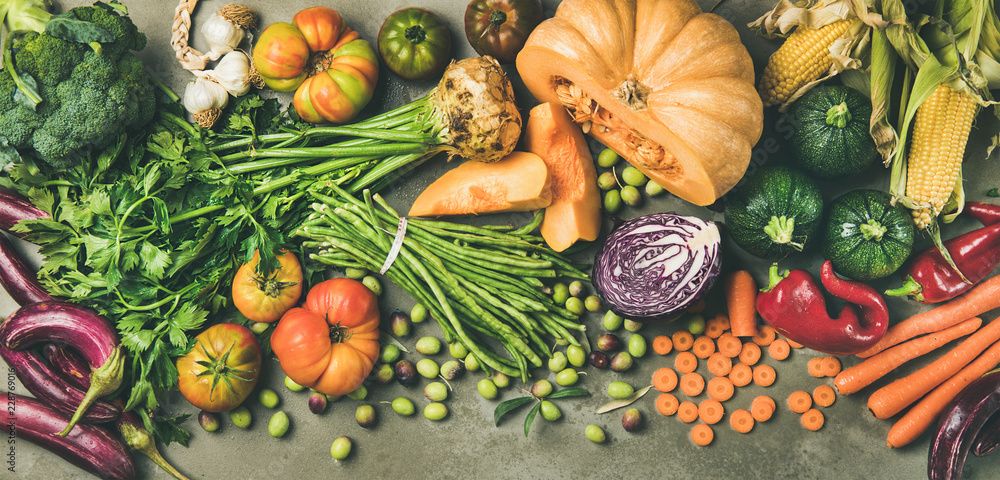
183, 77, 230, 128
198, 50, 253, 97
201, 13, 245, 60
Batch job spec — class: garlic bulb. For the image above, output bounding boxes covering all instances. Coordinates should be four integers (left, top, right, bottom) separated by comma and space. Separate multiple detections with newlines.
200, 13, 245, 60
183, 77, 229, 129
197, 50, 252, 97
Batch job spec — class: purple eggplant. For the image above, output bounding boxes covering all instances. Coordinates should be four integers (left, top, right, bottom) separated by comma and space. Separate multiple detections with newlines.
928, 370, 1000, 479
0, 186, 49, 236
1, 345, 120, 423
0, 232, 54, 305
972, 411, 1000, 457
116, 411, 192, 480
14, 394, 136, 480
43, 342, 92, 391
0, 301, 124, 436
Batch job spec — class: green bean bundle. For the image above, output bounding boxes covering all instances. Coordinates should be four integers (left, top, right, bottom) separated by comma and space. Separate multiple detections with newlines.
297, 185, 588, 381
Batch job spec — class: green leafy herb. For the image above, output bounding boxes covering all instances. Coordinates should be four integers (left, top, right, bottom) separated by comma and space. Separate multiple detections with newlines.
493, 387, 589, 437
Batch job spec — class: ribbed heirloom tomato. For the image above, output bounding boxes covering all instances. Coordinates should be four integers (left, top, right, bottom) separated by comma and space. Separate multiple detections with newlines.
231, 249, 303, 323
271, 278, 381, 396
176, 323, 262, 412
253, 6, 379, 124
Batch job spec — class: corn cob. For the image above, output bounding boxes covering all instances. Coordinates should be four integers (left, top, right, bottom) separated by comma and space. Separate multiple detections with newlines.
905, 83, 979, 229
757, 19, 852, 107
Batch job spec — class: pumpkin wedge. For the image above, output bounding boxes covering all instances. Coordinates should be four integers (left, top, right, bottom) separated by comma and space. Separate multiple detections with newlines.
525, 102, 601, 252
408, 151, 552, 217
516, 0, 763, 206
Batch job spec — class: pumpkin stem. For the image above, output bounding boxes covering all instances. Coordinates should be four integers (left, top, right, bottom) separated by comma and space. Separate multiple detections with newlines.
859, 218, 887, 241
825, 102, 852, 128
763, 215, 803, 250
612, 74, 651, 112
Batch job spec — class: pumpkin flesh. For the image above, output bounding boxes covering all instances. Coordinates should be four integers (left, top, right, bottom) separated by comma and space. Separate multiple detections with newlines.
516, 0, 763, 206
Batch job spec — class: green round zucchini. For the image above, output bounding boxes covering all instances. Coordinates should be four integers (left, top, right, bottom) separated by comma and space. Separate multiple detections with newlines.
787, 85, 879, 181
822, 189, 914, 281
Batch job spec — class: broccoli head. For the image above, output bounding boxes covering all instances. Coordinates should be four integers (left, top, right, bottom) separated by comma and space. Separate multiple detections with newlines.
0, 2, 156, 169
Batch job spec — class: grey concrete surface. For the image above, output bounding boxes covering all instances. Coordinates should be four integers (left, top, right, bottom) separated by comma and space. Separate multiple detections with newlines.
4, 0, 1000, 479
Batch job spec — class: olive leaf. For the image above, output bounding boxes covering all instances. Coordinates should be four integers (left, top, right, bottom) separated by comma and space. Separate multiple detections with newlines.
493, 396, 535, 426
547, 387, 589, 399
596, 385, 653, 414
523, 402, 542, 437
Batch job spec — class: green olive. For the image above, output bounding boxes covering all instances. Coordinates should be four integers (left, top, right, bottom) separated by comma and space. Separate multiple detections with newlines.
603, 310, 624, 331
268, 411, 290, 438
258, 388, 280, 408
330, 436, 353, 460
344, 267, 368, 279
566, 345, 587, 367
531, 379, 554, 398
551, 282, 570, 305
568, 280, 585, 297
448, 342, 469, 359
249, 322, 269, 335
355, 404, 377, 429
347, 385, 368, 401
416, 358, 440, 379
423, 381, 449, 402
603, 189, 623, 214
547, 351, 568, 372
687, 314, 706, 335
620, 186, 642, 207
477, 378, 498, 400
621, 166, 648, 187
284, 375, 305, 392
607, 381, 635, 400
597, 171, 619, 191
585, 424, 607, 443
464, 353, 481, 372
623, 318, 643, 333
424, 402, 449, 421
491, 371, 511, 389
584, 295, 602, 312
564, 296, 585, 315
555, 368, 579, 386
380, 344, 401, 364
645, 180, 665, 196
597, 148, 620, 168
228, 406, 251, 429
361, 275, 382, 296
415, 336, 442, 355
539, 400, 562, 421
628, 334, 648, 358
391, 397, 415, 416
410, 303, 428, 323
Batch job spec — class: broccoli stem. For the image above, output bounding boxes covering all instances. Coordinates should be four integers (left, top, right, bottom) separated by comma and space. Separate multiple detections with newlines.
2, 31, 43, 107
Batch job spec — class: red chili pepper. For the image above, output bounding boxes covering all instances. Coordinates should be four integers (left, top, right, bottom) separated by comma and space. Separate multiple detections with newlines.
884, 222, 1000, 304
755, 260, 889, 356
964, 201, 1000, 226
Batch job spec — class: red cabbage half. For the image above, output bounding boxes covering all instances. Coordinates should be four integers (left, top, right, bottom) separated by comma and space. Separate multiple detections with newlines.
592, 213, 722, 322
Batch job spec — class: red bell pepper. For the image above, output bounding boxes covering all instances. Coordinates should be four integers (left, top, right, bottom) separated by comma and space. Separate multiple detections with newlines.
884, 221, 1000, 304
964, 201, 1000, 226
756, 260, 889, 356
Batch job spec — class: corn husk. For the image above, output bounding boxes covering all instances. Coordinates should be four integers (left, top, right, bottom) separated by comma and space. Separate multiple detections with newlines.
749, 0, 886, 109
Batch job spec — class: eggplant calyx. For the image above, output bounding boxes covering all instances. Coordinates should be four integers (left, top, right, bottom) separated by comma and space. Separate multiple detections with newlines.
119, 418, 192, 480
59, 345, 125, 436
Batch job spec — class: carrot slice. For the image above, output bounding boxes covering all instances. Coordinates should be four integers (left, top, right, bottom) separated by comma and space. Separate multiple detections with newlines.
677, 401, 699, 423
707, 376, 735, 402
705, 314, 729, 339
691, 424, 714, 446
807, 357, 825, 378
652, 367, 679, 393
706, 352, 733, 377
738, 341, 761, 365
786, 337, 804, 348
672, 330, 695, 352
752, 364, 776, 387
752, 325, 777, 346
751, 395, 775, 422
812, 385, 836, 408
730, 408, 755, 433
698, 398, 725, 425
692, 335, 716, 359
801, 408, 825, 431
787, 390, 813, 413
729, 363, 753, 387
652, 335, 673, 356
680, 372, 706, 397
768, 338, 791, 361
656, 393, 680, 416
716, 332, 743, 358
675, 351, 699, 374
820, 356, 842, 377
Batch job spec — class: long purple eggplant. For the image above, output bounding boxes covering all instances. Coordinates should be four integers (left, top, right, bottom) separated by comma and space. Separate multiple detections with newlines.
0, 301, 124, 436
972, 411, 1000, 457
0, 345, 120, 423
43, 342, 92, 391
0, 186, 49, 236
13, 394, 135, 480
0, 232, 53, 305
928, 370, 1000, 479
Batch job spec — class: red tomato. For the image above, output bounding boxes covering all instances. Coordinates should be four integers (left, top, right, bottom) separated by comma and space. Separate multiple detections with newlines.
176, 323, 262, 412
253, 7, 379, 123
271, 278, 381, 396
231, 249, 303, 324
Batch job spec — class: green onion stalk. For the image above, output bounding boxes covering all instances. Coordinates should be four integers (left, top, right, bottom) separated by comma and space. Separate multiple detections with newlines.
297, 183, 588, 382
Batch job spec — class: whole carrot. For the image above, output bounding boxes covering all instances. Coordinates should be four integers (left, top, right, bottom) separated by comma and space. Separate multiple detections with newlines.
867, 317, 1000, 419
834, 317, 983, 395
886, 338, 1000, 448
858, 274, 1000, 358
725, 270, 758, 337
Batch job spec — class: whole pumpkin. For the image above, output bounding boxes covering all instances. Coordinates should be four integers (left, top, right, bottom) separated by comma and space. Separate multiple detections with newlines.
515, 0, 763, 206
253, 7, 379, 124
270, 278, 380, 396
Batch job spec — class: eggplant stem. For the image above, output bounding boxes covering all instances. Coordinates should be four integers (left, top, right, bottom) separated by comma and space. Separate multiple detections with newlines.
59, 346, 125, 436
119, 419, 191, 480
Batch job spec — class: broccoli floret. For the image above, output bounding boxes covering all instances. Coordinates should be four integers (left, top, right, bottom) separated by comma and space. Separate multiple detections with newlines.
1, 2, 157, 169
